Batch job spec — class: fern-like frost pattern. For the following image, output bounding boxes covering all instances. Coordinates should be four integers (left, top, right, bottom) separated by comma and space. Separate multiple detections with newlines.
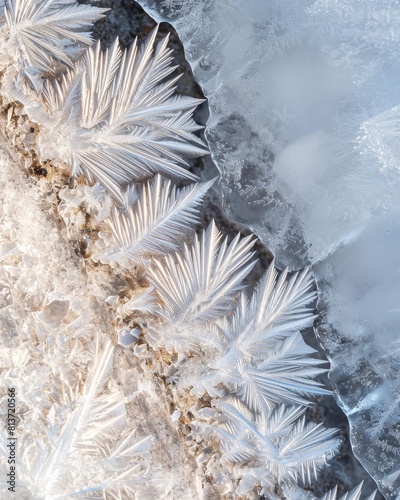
40, 28, 208, 201
94, 175, 215, 267
0, 0, 107, 86
147, 221, 256, 349
197, 264, 331, 413
211, 398, 340, 493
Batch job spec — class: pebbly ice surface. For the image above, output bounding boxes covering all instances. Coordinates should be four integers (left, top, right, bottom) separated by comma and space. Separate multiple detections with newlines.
77, 0, 390, 497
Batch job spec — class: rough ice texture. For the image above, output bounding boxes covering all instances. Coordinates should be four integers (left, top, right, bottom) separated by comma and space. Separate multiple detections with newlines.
136, 0, 400, 496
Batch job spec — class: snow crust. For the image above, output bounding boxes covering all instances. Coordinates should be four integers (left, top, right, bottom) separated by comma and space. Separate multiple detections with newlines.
137, 0, 400, 496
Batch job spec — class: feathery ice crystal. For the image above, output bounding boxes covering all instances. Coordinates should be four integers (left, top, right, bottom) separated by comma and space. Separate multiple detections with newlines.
0, 0, 107, 86
39, 28, 208, 201
0, 0, 377, 498
94, 174, 216, 267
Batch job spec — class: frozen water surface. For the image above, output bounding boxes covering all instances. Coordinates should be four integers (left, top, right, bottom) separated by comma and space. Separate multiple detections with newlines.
138, 0, 400, 496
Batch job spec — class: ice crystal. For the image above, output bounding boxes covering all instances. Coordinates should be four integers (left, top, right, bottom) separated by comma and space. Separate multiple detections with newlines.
190, 263, 331, 414
94, 175, 215, 267
209, 398, 341, 492
0, 0, 107, 86
39, 28, 208, 201
147, 220, 256, 351
13, 340, 155, 498
118, 287, 158, 316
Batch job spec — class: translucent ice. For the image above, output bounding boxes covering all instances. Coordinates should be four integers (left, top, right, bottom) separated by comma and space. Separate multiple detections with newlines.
138, 0, 400, 496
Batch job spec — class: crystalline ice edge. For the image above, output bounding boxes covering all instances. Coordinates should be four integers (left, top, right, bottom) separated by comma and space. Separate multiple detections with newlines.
137, 0, 400, 496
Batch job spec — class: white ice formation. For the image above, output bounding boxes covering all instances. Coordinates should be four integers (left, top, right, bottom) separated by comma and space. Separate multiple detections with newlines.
0, 0, 386, 498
